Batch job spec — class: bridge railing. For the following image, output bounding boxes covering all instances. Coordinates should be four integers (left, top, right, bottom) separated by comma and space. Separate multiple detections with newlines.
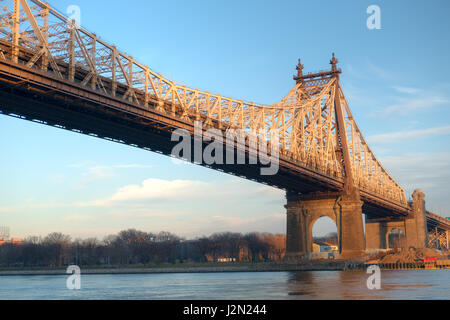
427, 211, 450, 228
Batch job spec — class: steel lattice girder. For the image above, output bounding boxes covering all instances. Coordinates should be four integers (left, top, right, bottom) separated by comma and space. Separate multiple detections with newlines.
0, 0, 410, 209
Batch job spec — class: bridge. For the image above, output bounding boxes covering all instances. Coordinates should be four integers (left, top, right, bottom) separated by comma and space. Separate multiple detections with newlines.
0, 0, 448, 258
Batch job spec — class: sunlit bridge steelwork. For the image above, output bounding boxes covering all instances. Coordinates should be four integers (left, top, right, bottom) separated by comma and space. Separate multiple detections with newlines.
0, 0, 448, 259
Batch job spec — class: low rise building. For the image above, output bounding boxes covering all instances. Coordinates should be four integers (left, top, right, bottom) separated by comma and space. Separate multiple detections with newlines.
313, 241, 338, 253
0, 238, 23, 246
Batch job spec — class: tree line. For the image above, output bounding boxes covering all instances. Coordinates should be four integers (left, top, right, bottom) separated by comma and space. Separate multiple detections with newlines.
0, 230, 286, 268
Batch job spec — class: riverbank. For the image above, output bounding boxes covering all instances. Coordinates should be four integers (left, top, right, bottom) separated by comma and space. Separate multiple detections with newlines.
2, 247, 448, 276
0, 261, 348, 276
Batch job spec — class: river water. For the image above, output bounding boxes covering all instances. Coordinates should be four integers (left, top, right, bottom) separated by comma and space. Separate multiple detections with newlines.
0, 270, 448, 300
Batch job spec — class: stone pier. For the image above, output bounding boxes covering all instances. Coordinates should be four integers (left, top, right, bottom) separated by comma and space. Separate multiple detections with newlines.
285, 192, 365, 260
365, 189, 428, 250
365, 219, 405, 250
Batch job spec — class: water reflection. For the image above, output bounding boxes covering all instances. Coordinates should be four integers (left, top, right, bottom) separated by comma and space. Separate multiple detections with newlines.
286, 270, 447, 300
0, 270, 448, 300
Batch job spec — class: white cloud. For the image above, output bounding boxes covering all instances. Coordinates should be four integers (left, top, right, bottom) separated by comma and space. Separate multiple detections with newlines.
85, 179, 207, 206
367, 125, 450, 144
79, 178, 284, 208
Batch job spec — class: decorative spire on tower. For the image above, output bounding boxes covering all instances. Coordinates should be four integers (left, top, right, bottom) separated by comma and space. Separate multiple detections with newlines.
294, 58, 305, 85
330, 52, 338, 72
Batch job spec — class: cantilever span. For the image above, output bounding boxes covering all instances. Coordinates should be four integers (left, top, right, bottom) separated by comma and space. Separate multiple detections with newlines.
0, 0, 448, 258
0, 0, 405, 207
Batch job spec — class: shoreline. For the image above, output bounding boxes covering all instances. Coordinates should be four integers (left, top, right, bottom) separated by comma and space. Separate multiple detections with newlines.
0, 262, 348, 276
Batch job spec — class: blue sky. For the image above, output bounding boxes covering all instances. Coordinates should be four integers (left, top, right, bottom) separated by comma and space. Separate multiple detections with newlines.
1, 0, 450, 239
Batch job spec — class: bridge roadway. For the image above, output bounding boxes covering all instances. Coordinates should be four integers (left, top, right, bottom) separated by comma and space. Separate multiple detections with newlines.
0, 56, 409, 219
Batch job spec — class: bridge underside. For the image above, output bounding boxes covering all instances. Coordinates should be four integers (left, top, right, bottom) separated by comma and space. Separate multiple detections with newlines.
0, 59, 408, 219
0, 61, 333, 191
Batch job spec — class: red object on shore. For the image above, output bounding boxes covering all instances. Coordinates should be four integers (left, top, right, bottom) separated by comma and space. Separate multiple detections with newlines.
423, 257, 437, 262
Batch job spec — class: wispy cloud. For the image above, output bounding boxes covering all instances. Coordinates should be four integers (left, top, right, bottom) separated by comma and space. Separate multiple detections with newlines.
73, 163, 155, 188
107, 209, 186, 219
367, 125, 450, 144
69, 163, 154, 170
0, 202, 71, 214
391, 86, 421, 95
367, 60, 392, 80
369, 96, 449, 118
62, 214, 96, 222
345, 61, 392, 81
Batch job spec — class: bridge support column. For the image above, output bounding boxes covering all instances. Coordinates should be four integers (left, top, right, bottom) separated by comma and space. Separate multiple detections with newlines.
365, 220, 384, 250
285, 192, 365, 261
365, 219, 408, 250
285, 198, 308, 260
405, 190, 428, 249
338, 194, 366, 259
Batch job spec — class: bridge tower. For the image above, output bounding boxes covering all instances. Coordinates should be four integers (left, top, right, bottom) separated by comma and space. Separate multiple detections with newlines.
286, 54, 366, 260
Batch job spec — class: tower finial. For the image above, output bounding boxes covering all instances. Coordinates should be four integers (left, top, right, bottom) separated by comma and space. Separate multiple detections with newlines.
330, 52, 338, 72
296, 58, 304, 77
294, 58, 305, 85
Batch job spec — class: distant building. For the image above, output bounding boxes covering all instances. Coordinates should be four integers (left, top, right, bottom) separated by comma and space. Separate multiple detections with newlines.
313, 241, 338, 253
11, 238, 23, 245
0, 238, 23, 246
217, 257, 236, 263
0, 226, 10, 241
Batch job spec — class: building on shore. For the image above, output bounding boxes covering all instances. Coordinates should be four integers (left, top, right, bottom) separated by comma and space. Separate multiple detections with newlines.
311, 241, 339, 260
313, 241, 339, 253
0, 238, 23, 246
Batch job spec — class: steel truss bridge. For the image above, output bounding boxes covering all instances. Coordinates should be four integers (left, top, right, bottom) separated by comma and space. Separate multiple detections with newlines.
0, 0, 448, 253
